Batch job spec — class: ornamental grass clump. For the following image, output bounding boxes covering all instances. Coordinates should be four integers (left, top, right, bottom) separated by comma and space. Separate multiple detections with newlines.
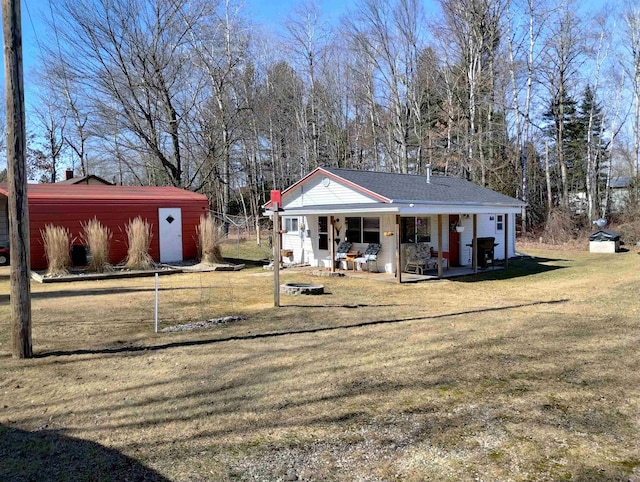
41, 224, 71, 275
124, 216, 154, 270
81, 217, 113, 273
197, 213, 223, 265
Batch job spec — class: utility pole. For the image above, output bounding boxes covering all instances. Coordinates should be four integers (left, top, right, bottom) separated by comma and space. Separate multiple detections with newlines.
3, 0, 32, 358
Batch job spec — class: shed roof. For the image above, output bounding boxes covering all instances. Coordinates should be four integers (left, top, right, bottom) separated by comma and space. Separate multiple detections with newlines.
610, 177, 632, 189
0, 183, 208, 202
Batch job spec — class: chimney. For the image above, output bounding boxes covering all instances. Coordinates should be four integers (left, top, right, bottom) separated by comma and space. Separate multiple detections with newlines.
426, 164, 431, 184
65, 169, 74, 180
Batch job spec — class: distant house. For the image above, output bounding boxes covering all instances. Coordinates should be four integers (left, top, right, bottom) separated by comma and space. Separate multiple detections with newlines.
264, 167, 525, 280
0, 184, 208, 270
609, 177, 632, 213
57, 169, 114, 185
569, 177, 633, 216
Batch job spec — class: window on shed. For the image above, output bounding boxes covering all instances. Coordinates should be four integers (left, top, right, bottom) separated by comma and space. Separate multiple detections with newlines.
496, 214, 504, 231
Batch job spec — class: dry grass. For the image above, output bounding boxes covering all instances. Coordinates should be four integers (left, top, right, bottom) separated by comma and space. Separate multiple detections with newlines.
124, 216, 154, 270
197, 213, 223, 264
81, 217, 113, 273
1, 240, 639, 480
40, 224, 71, 275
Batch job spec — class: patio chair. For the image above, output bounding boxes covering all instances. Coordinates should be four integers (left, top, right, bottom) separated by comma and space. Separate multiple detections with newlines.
404, 243, 437, 274
334, 241, 352, 269
354, 243, 381, 272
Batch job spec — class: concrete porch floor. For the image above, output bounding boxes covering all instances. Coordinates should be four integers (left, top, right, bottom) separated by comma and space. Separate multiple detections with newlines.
313, 264, 504, 283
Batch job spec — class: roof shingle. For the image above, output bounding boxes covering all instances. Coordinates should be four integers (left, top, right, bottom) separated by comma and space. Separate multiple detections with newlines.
322, 168, 525, 206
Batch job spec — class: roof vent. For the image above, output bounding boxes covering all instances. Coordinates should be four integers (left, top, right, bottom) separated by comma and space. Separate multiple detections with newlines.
426, 164, 431, 184
65, 169, 74, 180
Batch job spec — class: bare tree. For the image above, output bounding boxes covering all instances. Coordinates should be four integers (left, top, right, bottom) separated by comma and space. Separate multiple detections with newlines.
539, 1, 586, 209
47, 0, 206, 187
344, 0, 426, 173
622, 2, 640, 186
31, 94, 66, 183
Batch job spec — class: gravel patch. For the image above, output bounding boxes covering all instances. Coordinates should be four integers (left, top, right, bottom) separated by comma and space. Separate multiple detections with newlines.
160, 316, 245, 332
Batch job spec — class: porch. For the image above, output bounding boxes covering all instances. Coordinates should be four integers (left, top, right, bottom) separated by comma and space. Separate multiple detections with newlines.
299, 263, 505, 283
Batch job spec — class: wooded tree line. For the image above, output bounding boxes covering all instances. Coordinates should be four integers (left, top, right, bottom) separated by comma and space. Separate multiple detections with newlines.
22, 0, 640, 232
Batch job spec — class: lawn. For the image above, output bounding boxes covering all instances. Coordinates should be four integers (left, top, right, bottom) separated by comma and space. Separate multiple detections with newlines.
1, 240, 639, 481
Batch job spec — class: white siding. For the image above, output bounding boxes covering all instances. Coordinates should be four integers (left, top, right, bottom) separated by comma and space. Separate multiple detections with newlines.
277, 211, 517, 271
283, 175, 379, 208
280, 216, 316, 265
457, 213, 516, 265
0, 196, 7, 247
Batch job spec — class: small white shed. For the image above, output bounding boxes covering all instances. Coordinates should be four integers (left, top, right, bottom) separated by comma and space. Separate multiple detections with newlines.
589, 229, 621, 253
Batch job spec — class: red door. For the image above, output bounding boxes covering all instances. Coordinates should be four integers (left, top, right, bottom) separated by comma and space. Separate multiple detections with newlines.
448, 215, 460, 267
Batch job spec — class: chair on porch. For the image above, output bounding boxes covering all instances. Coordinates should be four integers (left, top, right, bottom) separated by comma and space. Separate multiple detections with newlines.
354, 243, 381, 272
404, 243, 438, 274
334, 241, 352, 269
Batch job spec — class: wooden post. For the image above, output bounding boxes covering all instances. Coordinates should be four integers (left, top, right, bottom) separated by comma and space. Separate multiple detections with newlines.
472, 214, 478, 274
504, 213, 509, 268
329, 216, 335, 273
396, 215, 401, 283
437, 214, 443, 279
273, 204, 280, 307
3, 0, 32, 358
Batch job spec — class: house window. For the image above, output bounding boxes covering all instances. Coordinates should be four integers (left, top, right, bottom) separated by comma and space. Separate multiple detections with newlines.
363, 217, 380, 243
283, 217, 299, 233
401, 217, 431, 243
496, 214, 504, 231
345, 216, 380, 244
345, 217, 362, 243
318, 216, 328, 250
416, 217, 431, 242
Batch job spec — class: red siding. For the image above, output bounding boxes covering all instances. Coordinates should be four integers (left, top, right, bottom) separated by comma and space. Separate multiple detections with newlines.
0, 185, 209, 270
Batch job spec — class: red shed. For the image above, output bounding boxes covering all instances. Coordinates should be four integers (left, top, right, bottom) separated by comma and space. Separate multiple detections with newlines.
0, 184, 209, 270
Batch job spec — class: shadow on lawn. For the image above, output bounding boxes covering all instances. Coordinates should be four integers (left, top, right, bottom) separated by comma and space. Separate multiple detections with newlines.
0, 424, 169, 482
223, 257, 270, 268
0, 285, 209, 303
35, 298, 569, 358
453, 255, 569, 283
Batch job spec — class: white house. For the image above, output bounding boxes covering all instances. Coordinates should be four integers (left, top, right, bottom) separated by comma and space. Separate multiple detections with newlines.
265, 167, 526, 280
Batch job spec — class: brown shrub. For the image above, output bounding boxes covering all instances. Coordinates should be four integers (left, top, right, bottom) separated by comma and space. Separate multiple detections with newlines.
124, 217, 155, 270
41, 224, 71, 275
197, 213, 223, 264
81, 217, 113, 273
541, 208, 590, 245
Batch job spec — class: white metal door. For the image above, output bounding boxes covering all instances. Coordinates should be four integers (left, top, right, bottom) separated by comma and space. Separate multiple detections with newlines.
158, 207, 183, 262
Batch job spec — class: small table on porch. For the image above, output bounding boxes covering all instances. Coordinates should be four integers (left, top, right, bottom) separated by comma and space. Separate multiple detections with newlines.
343, 252, 361, 271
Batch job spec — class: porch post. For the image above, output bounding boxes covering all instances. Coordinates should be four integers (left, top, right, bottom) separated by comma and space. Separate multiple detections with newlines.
437, 214, 443, 279
273, 204, 280, 307
330, 216, 335, 273
504, 213, 509, 268
472, 214, 478, 273
396, 215, 401, 283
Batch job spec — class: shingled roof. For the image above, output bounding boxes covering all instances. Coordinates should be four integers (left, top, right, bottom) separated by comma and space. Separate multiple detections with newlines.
322, 168, 525, 207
